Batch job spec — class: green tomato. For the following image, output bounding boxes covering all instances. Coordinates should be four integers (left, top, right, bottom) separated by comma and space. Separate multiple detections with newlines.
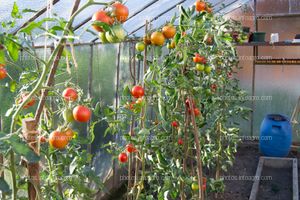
106, 25, 126, 43
195, 64, 205, 71
205, 89, 211, 96
63, 108, 74, 123
191, 183, 199, 191
135, 42, 145, 52
204, 66, 212, 74
99, 32, 109, 43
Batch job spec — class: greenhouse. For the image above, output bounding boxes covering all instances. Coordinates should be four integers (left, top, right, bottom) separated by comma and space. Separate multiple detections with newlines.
0, 0, 299, 199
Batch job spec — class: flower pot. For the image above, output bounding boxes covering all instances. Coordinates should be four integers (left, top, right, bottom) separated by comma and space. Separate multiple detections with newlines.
252, 32, 266, 42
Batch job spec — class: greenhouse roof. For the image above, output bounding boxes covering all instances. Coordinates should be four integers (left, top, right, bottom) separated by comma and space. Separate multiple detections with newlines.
0, 0, 250, 45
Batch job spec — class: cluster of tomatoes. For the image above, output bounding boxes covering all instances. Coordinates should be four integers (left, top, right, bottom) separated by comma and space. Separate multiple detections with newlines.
118, 143, 137, 163
92, 1, 129, 43
119, 85, 145, 163
195, 0, 212, 13
135, 24, 177, 52
48, 87, 91, 149
193, 53, 212, 74
124, 85, 145, 113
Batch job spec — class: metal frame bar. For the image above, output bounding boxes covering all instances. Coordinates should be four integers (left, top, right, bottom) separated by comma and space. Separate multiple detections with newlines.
12, 0, 60, 35
128, 0, 187, 36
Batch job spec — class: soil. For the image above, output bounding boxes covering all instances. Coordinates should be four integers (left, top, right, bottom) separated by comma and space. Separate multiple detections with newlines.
208, 142, 300, 200
107, 142, 299, 200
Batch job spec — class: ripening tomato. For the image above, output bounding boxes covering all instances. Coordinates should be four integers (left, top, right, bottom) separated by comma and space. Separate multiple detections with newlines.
73, 105, 91, 122
62, 87, 78, 102
227, 72, 233, 78
136, 97, 144, 104
126, 144, 137, 153
151, 32, 165, 46
195, 0, 206, 12
18, 92, 36, 109
143, 34, 152, 45
112, 2, 129, 23
131, 85, 145, 98
49, 130, 69, 149
118, 152, 128, 163
171, 121, 179, 128
206, 6, 213, 13
64, 128, 74, 141
178, 138, 183, 145
162, 24, 176, 39
167, 40, 176, 49
92, 10, 114, 32
0, 67, 7, 80
39, 136, 47, 143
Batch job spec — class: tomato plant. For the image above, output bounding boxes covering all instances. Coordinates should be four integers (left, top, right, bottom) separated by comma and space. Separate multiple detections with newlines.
104, 1, 250, 199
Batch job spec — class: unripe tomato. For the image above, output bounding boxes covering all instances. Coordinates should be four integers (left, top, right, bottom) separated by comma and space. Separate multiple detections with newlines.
49, 130, 69, 149
126, 144, 137, 153
191, 182, 199, 191
73, 105, 91, 122
63, 108, 75, 123
0, 67, 7, 80
118, 152, 128, 163
151, 32, 165, 46
195, 1, 206, 12
136, 42, 145, 52
112, 2, 129, 23
178, 138, 183, 145
195, 64, 205, 71
131, 85, 144, 98
171, 121, 179, 128
92, 10, 114, 32
62, 87, 78, 102
204, 66, 212, 74
162, 24, 176, 39
167, 40, 176, 49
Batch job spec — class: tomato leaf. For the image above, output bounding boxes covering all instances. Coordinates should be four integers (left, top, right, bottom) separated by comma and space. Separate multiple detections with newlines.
19, 18, 55, 34
4, 39, 19, 61
11, 2, 22, 19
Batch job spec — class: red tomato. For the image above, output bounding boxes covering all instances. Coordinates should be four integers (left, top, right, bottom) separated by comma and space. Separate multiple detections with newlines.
62, 87, 78, 102
49, 130, 69, 149
92, 10, 114, 32
227, 72, 233, 78
178, 138, 183, 145
112, 2, 129, 23
126, 144, 137, 153
131, 85, 145, 98
211, 84, 217, 92
171, 121, 179, 128
118, 152, 128, 163
0, 67, 7, 80
195, 0, 206, 12
39, 136, 47, 143
194, 108, 201, 117
73, 105, 91, 122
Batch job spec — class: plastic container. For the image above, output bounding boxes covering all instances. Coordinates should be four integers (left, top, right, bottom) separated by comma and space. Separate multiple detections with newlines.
259, 114, 292, 157
253, 32, 266, 42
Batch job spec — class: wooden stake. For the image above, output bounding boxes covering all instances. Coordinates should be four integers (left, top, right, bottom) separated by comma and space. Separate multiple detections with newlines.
22, 118, 40, 200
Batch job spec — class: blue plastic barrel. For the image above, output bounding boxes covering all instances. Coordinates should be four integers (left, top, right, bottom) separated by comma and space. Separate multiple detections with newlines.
259, 114, 292, 157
